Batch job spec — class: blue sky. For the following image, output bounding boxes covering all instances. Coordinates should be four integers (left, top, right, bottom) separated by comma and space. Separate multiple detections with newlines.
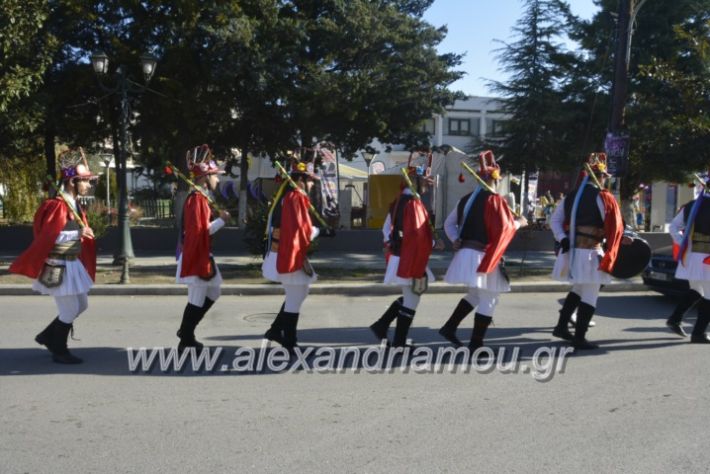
423, 0, 600, 97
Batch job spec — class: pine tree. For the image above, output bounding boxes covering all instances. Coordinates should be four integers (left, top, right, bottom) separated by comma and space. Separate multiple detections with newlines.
484, 0, 579, 174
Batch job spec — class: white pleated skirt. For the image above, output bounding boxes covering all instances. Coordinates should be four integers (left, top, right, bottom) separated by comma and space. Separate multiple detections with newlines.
32, 259, 93, 296
444, 248, 510, 293
552, 248, 612, 284
262, 251, 317, 285
383, 255, 435, 286
675, 252, 710, 281
176, 253, 223, 287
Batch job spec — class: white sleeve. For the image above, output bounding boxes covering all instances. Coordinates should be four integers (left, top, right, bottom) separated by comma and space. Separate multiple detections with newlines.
669, 209, 686, 245
550, 200, 567, 242
382, 213, 392, 242
310, 226, 320, 240
443, 208, 459, 242
55, 230, 80, 243
208, 218, 225, 235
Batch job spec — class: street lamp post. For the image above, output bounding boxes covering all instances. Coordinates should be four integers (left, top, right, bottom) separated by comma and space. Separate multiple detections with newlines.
102, 154, 113, 221
91, 51, 157, 284
361, 147, 379, 174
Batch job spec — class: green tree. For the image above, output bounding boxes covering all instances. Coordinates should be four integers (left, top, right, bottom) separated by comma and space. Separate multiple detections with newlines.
622, 11, 710, 197
573, 0, 710, 199
0, 0, 56, 112
2, 0, 463, 227
484, 0, 580, 175
131, 0, 463, 223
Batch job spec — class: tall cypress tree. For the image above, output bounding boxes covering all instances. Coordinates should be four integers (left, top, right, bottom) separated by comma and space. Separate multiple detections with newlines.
484, 0, 578, 175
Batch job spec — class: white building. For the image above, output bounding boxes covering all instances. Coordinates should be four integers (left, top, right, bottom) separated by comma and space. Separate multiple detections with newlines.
426, 96, 507, 149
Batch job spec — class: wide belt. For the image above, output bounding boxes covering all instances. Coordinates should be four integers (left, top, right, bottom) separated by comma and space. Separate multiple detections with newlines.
574, 225, 604, 249
460, 239, 486, 251
692, 232, 710, 253
49, 240, 81, 260
48, 253, 79, 261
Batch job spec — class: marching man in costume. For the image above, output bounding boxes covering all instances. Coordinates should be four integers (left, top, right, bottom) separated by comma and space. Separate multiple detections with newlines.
667, 176, 710, 343
10, 148, 97, 364
439, 151, 527, 350
176, 145, 230, 352
550, 153, 624, 349
263, 159, 334, 352
369, 151, 444, 347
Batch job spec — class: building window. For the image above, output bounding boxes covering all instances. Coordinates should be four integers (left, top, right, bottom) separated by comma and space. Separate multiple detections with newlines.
486, 118, 507, 137
421, 119, 435, 135
448, 118, 470, 136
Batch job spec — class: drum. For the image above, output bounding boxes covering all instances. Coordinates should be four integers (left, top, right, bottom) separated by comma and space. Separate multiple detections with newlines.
611, 231, 652, 279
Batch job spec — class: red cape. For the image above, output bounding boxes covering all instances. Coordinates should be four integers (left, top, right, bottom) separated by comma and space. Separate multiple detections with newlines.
396, 197, 433, 278
277, 190, 313, 273
180, 192, 215, 279
598, 190, 624, 273
10, 197, 96, 281
477, 194, 517, 273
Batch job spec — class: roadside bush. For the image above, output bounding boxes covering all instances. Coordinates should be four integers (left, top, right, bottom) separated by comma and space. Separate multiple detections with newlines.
0, 155, 44, 223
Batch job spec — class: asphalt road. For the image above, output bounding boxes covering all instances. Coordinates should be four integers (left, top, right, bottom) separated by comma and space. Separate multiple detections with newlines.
1, 292, 708, 473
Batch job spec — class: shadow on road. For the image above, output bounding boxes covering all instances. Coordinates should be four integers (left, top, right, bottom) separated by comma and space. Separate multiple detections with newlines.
0, 334, 688, 378
553, 294, 681, 320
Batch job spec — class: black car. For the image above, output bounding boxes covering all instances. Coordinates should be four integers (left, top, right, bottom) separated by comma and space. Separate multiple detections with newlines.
642, 245, 689, 296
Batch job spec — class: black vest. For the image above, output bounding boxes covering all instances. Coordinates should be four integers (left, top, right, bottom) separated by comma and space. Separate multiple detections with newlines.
456, 190, 492, 244
388, 194, 415, 255
271, 189, 295, 228
564, 184, 604, 227
682, 197, 710, 235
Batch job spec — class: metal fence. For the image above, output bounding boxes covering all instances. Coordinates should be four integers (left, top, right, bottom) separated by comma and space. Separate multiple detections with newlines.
134, 199, 174, 220
79, 197, 174, 222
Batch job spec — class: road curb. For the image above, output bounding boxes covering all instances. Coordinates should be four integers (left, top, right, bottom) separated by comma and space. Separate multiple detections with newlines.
0, 281, 649, 296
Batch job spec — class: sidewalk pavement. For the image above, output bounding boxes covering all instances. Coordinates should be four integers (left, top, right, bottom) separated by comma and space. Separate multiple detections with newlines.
1, 250, 557, 270
0, 250, 650, 295
105, 249, 557, 271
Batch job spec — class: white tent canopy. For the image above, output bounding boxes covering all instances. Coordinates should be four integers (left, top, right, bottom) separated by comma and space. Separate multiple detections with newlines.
245, 155, 366, 181
366, 147, 514, 226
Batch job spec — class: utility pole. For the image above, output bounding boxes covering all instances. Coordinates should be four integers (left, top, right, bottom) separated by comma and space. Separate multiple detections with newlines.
606, 0, 648, 194
609, 0, 632, 137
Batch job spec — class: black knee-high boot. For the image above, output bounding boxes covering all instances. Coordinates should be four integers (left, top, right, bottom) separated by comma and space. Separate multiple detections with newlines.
392, 305, 415, 347
35, 317, 58, 350
36, 317, 82, 364
177, 303, 205, 351
369, 297, 403, 343
468, 313, 492, 351
667, 289, 701, 337
439, 298, 474, 347
690, 298, 710, 344
553, 292, 581, 341
572, 302, 598, 350
265, 303, 286, 344
200, 297, 216, 318
282, 311, 300, 350
189, 297, 216, 342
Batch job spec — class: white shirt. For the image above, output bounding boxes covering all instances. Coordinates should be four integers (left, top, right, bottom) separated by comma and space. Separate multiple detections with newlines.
381, 189, 413, 242
669, 209, 686, 246
55, 193, 81, 243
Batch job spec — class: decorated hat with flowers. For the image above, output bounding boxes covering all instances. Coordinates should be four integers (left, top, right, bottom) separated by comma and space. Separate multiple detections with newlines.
186, 144, 224, 178
59, 147, 98, 181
